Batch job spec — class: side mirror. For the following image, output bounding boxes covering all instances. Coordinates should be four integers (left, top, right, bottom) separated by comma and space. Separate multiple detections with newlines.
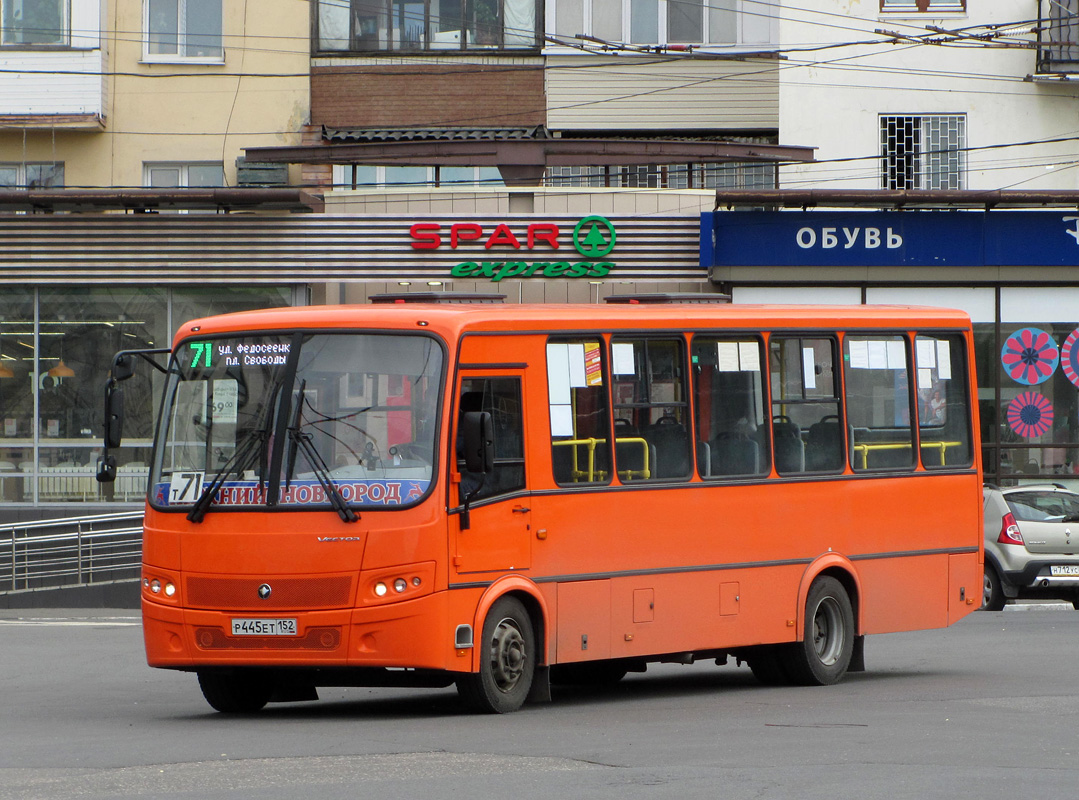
96, 454, 117, 484
111, 353, 136, 382
103, 384, 124, 449
461, 411, 494, 473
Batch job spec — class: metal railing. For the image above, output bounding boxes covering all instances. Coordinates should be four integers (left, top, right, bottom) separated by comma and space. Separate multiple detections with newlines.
1038, 0, 1079, 74
0, 511, 144, 594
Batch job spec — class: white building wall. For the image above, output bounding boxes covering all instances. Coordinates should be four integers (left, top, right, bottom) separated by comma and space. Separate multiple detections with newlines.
778, 1, 1079, 191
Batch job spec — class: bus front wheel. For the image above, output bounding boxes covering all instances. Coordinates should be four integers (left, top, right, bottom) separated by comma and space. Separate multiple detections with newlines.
785, 576, 854, 686
197, 669, 275, 713
456, 596, 535, 713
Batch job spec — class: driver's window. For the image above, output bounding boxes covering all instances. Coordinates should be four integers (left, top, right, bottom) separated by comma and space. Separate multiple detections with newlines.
457, 377, 525, 503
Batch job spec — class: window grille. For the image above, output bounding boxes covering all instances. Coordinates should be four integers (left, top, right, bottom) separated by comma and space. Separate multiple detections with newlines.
880, 115, 965, 191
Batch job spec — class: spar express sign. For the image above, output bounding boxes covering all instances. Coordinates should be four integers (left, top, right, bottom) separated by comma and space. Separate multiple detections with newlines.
410, 216, 617, 281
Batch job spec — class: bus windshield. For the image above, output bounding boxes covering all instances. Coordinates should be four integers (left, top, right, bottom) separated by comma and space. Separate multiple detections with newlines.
150, 332, 443, 513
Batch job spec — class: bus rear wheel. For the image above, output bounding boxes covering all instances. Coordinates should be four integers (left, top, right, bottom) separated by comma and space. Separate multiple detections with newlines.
785, 576, 854, 686
456, 596, 535, 713
197, 669, 275, 713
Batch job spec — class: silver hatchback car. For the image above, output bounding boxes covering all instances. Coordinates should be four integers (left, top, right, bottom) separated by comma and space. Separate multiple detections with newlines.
983, 484, 1079, 610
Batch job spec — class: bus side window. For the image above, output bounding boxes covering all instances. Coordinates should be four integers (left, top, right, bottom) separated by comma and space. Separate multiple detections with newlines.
770, 336, 843, 474
691, 336, 769, 479
915, 334, 973, 468
457, 377, 525, 503
611, 337, 691, 482
546, 339, 612, 485
844, 335, 915, 472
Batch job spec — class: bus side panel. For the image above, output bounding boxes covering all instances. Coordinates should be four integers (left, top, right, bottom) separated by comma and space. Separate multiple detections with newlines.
948, 552, 981, 625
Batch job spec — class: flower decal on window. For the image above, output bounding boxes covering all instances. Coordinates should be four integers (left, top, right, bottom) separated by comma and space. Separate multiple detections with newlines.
1060, 329, 1079, 389
1001, 327, 1059, 386
1007, 391, 1054, 439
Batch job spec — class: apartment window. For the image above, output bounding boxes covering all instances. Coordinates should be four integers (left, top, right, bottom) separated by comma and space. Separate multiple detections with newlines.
145, 0, 222, 60
331, 164, 503, 188
880, 115, 965, 191
316, 0, 540, 52
552, 0, 776, 47
1, 0, 67, 45
0, 162, 64, 187
146, 162, 225, 187
544, 162, 776, 189
880, 0, 965, 11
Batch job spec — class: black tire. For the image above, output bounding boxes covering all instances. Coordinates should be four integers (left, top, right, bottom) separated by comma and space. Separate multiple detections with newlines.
785, 576, 855, 686
745, 646, 791, 686
456, 596, 536, 713
550, 661, 628, 686
197, 669, 275, 713
982, 564, 1006, 611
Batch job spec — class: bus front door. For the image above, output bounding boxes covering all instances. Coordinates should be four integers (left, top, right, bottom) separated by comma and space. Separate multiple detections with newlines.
452, 375, 532, 575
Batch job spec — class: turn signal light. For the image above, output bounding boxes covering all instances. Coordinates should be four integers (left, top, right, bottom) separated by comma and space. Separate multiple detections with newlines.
998, 512, 1024, 545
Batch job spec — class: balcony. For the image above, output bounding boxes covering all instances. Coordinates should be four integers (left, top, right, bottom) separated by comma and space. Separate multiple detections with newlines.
0, 0, 106, 128
1037, 0, 1079, 75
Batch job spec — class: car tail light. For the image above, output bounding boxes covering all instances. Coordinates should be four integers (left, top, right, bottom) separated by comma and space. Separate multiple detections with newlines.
997, 512, 1024, 545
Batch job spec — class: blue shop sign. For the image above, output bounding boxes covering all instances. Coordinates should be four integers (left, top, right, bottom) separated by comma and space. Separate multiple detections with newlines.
700, 210, 1079, 268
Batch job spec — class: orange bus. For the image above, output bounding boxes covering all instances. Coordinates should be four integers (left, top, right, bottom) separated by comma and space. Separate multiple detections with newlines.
98, 295, 983, 713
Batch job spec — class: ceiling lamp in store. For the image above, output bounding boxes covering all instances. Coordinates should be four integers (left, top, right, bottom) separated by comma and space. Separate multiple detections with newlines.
49, 341, 75, 379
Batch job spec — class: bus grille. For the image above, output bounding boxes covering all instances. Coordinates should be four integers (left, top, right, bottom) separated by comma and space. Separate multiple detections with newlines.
185, 576, 353, 609
194, 626, 341, 650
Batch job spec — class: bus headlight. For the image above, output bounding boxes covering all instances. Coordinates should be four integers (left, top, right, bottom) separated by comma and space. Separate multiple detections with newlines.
374, 582, 388, 597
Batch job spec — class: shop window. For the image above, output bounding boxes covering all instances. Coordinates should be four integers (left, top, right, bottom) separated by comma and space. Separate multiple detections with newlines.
317, 0, 540, 52
1, 0, 68, 46
610, 337, 691, 482
770, 336, 843, 474
881, 115, 965, 190
0, 286, 295, 505
692, 335, 769, 479
552, 0, 776, 46
844, 335, 914, 471
547, 339, 612, 485
145, 0, 223, 60
992, 322, 1079, 481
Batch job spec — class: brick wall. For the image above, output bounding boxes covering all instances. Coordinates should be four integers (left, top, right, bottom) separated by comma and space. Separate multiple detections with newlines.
312, 64, 545, 129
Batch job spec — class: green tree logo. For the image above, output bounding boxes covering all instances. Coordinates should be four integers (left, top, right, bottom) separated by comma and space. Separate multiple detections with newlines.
573, 216, 617, 259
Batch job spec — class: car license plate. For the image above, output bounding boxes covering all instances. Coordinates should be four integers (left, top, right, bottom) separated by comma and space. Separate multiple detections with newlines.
1050, 565, 1079, 576
231, 618, 297, 636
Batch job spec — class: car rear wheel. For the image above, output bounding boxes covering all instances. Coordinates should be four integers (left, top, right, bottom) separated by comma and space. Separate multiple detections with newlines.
982, 565, 1006, 611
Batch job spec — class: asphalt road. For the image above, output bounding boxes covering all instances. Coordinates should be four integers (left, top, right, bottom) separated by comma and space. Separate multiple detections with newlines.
1, 604, 1077, 800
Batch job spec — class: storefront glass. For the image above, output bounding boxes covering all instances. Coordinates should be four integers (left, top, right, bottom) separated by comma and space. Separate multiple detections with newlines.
978, 320, 1079, 486
0, 286, 296, 507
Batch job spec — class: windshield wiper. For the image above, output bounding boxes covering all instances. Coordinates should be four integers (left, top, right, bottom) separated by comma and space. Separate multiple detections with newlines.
186, 427, 269, 523
287, 423, 358, 523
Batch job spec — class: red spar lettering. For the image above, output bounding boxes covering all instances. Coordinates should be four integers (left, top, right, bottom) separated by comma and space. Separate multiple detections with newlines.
450, 223, 484, 248
527, 224, 560, 249
485, 224, 521, 250
410, 223, 441, 250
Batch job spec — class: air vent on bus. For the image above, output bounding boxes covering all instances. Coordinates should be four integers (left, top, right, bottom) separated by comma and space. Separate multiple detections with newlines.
369, 292, 506, 304
603, 293, 732, 304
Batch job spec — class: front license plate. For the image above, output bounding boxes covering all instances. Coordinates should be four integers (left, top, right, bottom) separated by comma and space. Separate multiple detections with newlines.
1050, 565, 1079, 576
231, 618, 297, 636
